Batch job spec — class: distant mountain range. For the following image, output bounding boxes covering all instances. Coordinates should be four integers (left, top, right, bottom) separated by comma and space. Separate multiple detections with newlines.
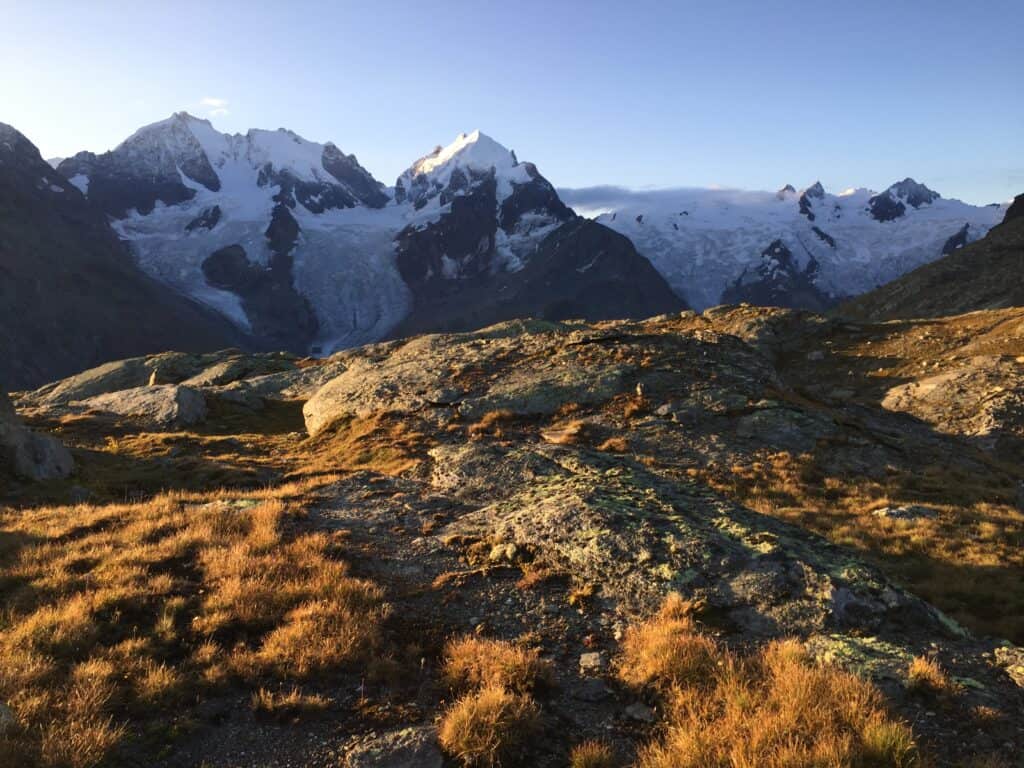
560, 181, 1005, 311
0, 113, 1016, 388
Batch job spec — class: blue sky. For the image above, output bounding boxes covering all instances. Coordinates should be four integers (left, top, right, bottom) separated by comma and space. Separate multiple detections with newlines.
2, 0, 1020, 204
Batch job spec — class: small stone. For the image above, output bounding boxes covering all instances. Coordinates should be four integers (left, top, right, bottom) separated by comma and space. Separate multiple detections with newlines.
624, 702, 655, 723
806, 350, 826, 361
871, 505, 939, 521
488, 542, 517, 563
579, 651, 606, 674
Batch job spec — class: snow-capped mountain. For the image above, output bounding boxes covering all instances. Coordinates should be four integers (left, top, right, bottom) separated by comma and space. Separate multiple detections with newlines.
56, 115, 679, 354
560, 182, 1006, 310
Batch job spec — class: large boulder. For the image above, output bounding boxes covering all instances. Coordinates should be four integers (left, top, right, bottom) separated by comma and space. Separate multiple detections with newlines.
77, 384, 207, 429
302, 320, 634, 435
0, 391, 73, 480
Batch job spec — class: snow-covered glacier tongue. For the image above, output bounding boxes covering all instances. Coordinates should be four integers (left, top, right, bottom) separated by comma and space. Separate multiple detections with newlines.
559, 181, 1006, 310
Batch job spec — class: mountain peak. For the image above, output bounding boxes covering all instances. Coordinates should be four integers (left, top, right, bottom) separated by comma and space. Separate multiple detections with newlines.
885, 177, 940, 207
409, 129, 516, 179
802, 181, 825, 199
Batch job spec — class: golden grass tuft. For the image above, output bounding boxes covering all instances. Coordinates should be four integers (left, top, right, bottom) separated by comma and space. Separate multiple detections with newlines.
442, 635, 554, 695
250, 687, 331, 720
0, 484, 385, 766
906, 655, 955, 698
622, 596, 920, 768
438, 684, 541, 767
617, 593, 717, 690
468, 410, 517, 439
570, 740, 617, 768
597, 436, 629, 453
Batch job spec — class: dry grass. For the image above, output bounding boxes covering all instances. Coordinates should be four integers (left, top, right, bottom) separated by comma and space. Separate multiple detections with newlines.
617, 593, 718, 690
250, 687, 331, 720
621, 595, 919, 768
468, 410, 518, 439
570, 740, 617, 768
698, 453, 1024, 642
442, 635, 554, 695
437, 684, 541, 767
0, 482, 386, 766
540, 420, 590, 445
302, 412, 430, 476
906, 655, 955, 698
597, 436, 629, 453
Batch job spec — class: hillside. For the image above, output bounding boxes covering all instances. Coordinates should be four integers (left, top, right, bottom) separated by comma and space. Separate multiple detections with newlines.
0, 123, 244, 390
3, 306, 1022, 767
839, 195, 1024, 320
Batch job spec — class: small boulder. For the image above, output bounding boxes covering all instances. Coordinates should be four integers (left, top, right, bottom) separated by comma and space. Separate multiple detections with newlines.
624, 702, 655, 722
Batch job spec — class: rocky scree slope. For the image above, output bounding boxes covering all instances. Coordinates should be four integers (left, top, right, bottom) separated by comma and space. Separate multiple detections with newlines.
0, 122, 244, 390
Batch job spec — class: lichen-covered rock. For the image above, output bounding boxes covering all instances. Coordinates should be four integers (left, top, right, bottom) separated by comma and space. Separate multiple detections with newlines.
443, 446, 956, 639
882, 355, 1024, 452
303, 321, 629, 434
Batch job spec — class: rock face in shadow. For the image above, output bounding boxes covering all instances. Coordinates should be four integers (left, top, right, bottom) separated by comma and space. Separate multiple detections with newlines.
0, 122, 244, 390
391, 218, 686, 337
0, 390, 73, 480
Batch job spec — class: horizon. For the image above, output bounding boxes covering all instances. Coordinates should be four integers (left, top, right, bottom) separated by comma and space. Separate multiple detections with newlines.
3, 0, 1021, 205
32, 109, 1010, 206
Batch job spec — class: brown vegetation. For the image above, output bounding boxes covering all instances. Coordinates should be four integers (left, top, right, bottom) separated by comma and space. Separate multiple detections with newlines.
441, 635, 553, 696
699, 454, 1024, 642
437, 684, 541, 767
0, 482, 385, 767
570, 740, 618, 768
619, 594, 919, 768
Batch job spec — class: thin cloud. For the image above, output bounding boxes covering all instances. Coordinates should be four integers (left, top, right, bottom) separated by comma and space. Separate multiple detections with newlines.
199, 97, 230, 117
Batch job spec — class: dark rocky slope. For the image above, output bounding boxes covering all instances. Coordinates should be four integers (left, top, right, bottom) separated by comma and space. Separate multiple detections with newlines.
391, 217, 686, 337
0, 123, 245, 390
